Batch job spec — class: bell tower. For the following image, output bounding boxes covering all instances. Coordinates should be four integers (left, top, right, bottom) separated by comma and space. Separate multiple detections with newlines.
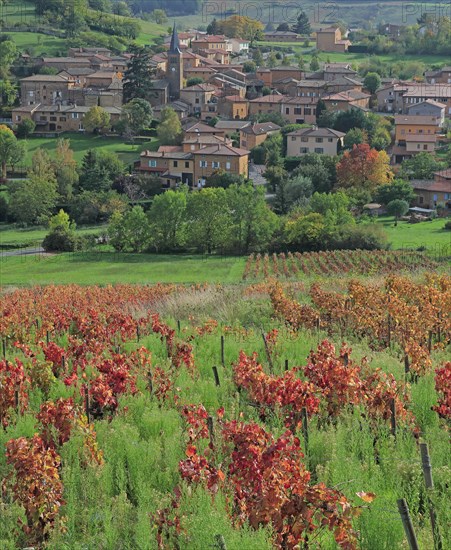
167, 22, 183, 100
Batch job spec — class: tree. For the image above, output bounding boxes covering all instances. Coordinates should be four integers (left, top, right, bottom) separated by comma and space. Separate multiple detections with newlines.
0, 125, 25, 180
123, 44, 157, 103
309, 192, 354, 225
148, 188, 187, 251
112, 1, 130, 16
69, 190, 128, 224
43, 210, 77, 252
0, 79, 17, 107
218, 15, 264, 44
387, 199, 409, 226
206, 18, 220, 35
284, 175, 314, 211
186, 188, 231, 253
375, 180, 415, 205
9, 174, 58, 225
309, 55, 320, 72
293, 10, 311, 35
54, 139, 78, 200
292, 154, 337, 193
83, 106, 111, 134
267, 51, 278, 68
252, 48, 264, 67
121, 98, 153, 138
108, 206, 152, 252
8, 140, 26, 176
277, 23, 290, 31
370, 127, 391, 151
399, 152, 445, 180
206, 170, 246, 189
333, 108, 367, 133
157, 107, 183, 145
16, 118, 35, 139
336, 144, 393, 194
242, 61, 257, 73
150, 9, 167, 25
284, 212, 325, 251
0, 39, 17, 79
186, 77, 204, 87
363, 72, 381, 94
78, 150, 125, 192
225, 183, 278, 254
344, 128, 368, 149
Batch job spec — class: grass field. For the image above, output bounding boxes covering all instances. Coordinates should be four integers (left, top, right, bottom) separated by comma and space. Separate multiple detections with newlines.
0, 223, 105, 248
20, 133, 160, 168
377, 216, 451, 254
5, 31, 67, 57
0, 253, 246, 286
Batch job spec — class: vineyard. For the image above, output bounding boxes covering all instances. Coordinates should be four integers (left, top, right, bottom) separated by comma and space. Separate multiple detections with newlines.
0, 278, 450, 549
242, 250, 439, 280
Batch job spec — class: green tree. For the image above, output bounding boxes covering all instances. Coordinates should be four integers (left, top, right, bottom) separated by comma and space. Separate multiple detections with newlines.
243, 61, 257, 73
148, 188, 188, 251
363, 72, 381, 94
284, 175, 314, 211
69, 190, 128, 224
399, 152, 444, 180
267, 51, 278, 68
121, 98, 153, 138
9, 173, 58, 225
252, 48, 264, 67
225, 183, 278, 254
293, 10, 312, 35
309, 55, 320, 72
186, 77, 204, 87
376, 180, 415, 205
0, 39, 17, 79
206, 18, 220, 35
43, 209, 77, 252
83, 106, 111, 134
108, 205, 152, 252
157, 107, 183, 145
309, 191, 354, 225
0, 125, 25, 180
150, 9, 167, 25
78, 149, 125, 192
112, 1, 130, 16
0, 79, 17, 107
284, 212, 325, 251
16, 118, 35, 139
387, 199, 409, 226
344, 128, 368, 149
186, 188, 231, 253
123, 44, 157, 103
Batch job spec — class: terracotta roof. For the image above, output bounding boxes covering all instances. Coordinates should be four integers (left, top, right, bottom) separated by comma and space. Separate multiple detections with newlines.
406, 99, 447, 109
214, 120, 251, 130
182, 83, 216, 92
434, 169, 451, 179
184, 121, 222, 133
191, 143, 249, 156
281, 97, 318, 105
411, 180, 451, 192
158, 145, 183, 153
223, 95, 248, 102
21, 74, 69, 82
324, 90, 370, 101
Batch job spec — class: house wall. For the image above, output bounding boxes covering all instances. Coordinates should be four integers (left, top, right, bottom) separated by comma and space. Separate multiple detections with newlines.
286, 135, 341, 156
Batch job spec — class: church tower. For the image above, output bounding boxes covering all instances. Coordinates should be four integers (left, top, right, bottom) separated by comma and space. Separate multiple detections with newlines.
167, 22, 183, 100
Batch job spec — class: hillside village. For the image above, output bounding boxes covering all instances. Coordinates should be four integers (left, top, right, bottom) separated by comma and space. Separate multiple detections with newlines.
1, 8, 451, 254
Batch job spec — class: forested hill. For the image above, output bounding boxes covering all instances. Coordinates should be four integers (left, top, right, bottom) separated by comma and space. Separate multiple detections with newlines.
31, 0, 202, 16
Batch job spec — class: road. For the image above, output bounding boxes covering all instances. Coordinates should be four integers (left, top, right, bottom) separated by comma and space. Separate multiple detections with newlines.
0, 247, 45, 257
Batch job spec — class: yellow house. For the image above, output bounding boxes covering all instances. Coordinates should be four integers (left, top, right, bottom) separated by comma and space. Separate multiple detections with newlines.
394, 115, 441, 143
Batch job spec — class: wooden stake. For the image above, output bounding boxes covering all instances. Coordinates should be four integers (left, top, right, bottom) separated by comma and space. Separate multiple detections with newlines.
284, 359, 289, 371
397, 498, 420, 550
177, 319, 181, 334
207, 416, 214, 446
220, 335, 225, 367
301, 407, 309, 456
420, 443, 443, 550
261, 331, 273, 374
427, 331, 433, 353
2, 339, 6, 360
14, 388, 19, 412
147, 370, 153, 395
389, 398, 396, 438
212, 365, 220, 387
83, 384, 90, 423
136, 325, 140, 342
46, 331, 50, 345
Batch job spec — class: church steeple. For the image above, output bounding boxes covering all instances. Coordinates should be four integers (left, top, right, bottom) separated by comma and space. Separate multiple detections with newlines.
169, 21, 181, 53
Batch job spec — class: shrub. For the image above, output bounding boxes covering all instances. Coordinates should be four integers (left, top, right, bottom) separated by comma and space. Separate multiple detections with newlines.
42, 227, 77, 252
444, 219, 451, 231
330, 223, 388, 250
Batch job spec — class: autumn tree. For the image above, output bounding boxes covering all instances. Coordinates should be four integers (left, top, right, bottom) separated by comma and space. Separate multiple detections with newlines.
336, 143, 393, 194
53, 138, 78, 200
218, 15, 264, 45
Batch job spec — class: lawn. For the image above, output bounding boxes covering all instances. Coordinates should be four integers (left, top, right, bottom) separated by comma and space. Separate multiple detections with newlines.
20, 133, 160, 168
135, 19, 168, 45
377, 216, 451, 256
0, 224, 105, 248
5, 31, 67, 56
0, 253, 246, 285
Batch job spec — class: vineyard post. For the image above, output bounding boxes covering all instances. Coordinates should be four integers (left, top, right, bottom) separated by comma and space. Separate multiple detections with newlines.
46, 331, 50, 345
14, 388, 19, 412
147, 370, 153, 395
261, 331, 274, 374
397, 498, 420, 550
177, 319, 181, 334
389, 398, 396, 438
420, 443, 443, 550
404, 355, 410, 381
212, 365, 220, 387
220, 335, 225, 367
83, 384, 90, 423
62, 355, 65, 371
136, 325, 140, 342
284, 359, 289, 371
301, 407, 309, 459
427, 331, 432, 354
215, 534, 227, 550
207, 416, 215, 447
2, 339, 6, 360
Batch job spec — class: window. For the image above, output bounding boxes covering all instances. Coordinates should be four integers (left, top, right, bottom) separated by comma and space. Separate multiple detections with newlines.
419, 129, 423, 134
401, 129, 405, 135
225, 162, 231, 170
314, 147, 324, 153
212, 161, 220, 168
16, 115, 21, 122
419, 196, 424, 204
185, 161, 190, 168
423, 144, 427, 150
191, 145, 195, 150
294, 107, 302, 114
304, 108, 311, 115
285, 107, 289, 114
315, 138, 323, 143
28, 91, 34, 96
328, 138, 333, 142
300, 147, 308, 154
195, 98, 200, 104
301, 136, 308, 142
50, 116, 57, 122
417, 144, 421, 149
173, 161, 178, 167
200, 160, 207, 167
71, 113, 79, 119
291, 136, 296, 141
149, 160, 157, 167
